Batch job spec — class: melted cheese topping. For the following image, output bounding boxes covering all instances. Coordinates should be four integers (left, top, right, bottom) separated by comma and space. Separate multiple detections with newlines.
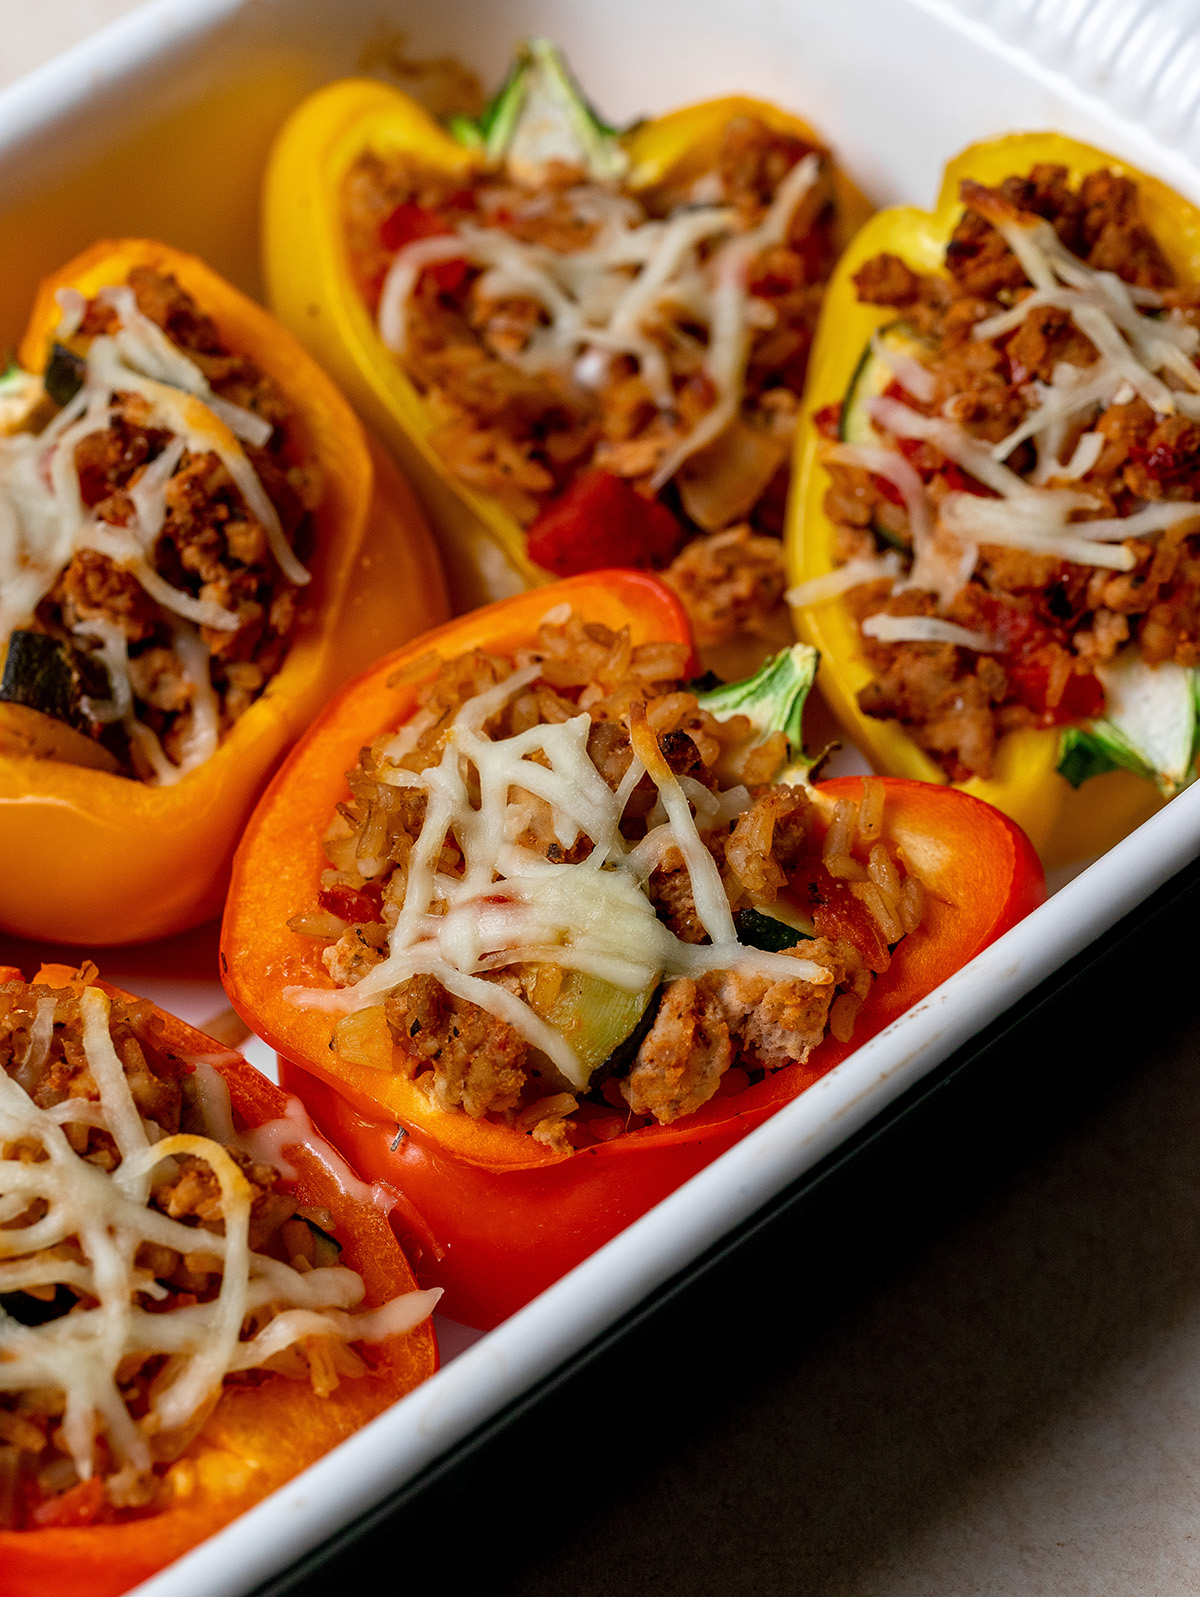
841, 204, 1200, 612
860, 614, 1001, 650
0, 986, 437, 1482
785, 551, 904, 609
288, 663, 833, 1092
0, 284, 311, 782
377, 154, 821, 493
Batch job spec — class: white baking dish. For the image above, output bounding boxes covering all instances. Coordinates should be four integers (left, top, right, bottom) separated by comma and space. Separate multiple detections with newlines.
3, 0, 1199, 1591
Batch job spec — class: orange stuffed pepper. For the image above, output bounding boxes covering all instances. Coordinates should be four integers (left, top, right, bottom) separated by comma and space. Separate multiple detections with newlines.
0, 962, 438, 1597
221, 572, 1043, 1327
0, 238, 446, 946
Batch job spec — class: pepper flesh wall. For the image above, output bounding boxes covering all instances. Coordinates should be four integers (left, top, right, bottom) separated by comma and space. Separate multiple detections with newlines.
222, 571, 1044, 1326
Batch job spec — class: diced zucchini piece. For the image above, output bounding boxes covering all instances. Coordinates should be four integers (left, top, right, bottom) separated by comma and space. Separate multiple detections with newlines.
695, 643, 817, 754
1056, 649, 1199, 795
533, 968, 657, 1084
447, 114, 485, 150
840, 322, 929, 447
1, 630, 85, 727
1056, 728, 1119, 789
734, 903, 816, 951
840, 323, 933, 553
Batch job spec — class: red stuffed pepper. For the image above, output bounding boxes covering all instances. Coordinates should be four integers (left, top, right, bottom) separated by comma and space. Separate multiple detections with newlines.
222, 572, 1044, 1327
0, 963, 438, 1596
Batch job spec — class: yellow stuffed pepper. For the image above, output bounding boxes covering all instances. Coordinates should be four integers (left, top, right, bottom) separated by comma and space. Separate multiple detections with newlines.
263, 39, 870, 649
0, 239, 446, 944
787, 132, 1200, 866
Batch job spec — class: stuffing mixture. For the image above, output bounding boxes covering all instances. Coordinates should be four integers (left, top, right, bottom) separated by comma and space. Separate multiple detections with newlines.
818, 164, 1200, 782
1, 268, 319, 782
293, 615, 924, 1152
343, 115, 845, 647
0, 972, 377, 1528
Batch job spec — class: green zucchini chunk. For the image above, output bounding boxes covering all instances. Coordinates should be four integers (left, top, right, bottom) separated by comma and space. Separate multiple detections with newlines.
1056, 728, 1119, 789
1, 630, 87, 728
537, 968, 658, 1087
1056, 649, 1200, 795
840, 321, 933, 553
734, 904, 815, 951
0, 631, 121, 773
44, 343, 86, 409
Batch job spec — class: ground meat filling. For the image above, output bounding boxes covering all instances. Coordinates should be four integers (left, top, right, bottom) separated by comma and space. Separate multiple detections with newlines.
818, 164, 1200, 782
343, 115, 842, 645
0, 973, 367, 1529
295, 615, 923, 1151
10, 267, 319, 781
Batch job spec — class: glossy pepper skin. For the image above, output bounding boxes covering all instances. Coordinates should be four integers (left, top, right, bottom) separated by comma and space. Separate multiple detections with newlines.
261, 79, 872, 610
220, 571, 1044, 1328
0, 962, 437, 1597
0, 239, 448, 947
784, 132, 1200, 867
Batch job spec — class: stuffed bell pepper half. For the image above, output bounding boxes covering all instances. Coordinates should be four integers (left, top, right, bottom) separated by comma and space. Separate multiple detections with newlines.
0, 238, 447, 946
221, 571, 1044, 1327
264, 38, 870, 663
0, 963, 438, 1597
788, 132, 1200, 865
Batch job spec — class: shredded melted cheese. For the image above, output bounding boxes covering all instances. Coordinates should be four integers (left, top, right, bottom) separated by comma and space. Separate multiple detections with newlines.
288, 663, 833, 1092
860, 614, 1001, 650
836, 199, 1200, 615
0, 986, 438, 1483
786, 552, 904, 609
377, 154, 821, 493
0, 284, 311, 783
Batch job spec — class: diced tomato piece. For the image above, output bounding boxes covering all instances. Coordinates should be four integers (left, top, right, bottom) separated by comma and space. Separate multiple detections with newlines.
1007, 658, 1105, 724
600, 1076, 628, 1109
77, 463, 114, 508
379, 202, 451, 252
422, 259, 469, 295
812, 401, 842, 440
1139, 439, 1195, 481
29, 1477, 106, 1529
792, 229, 829, 284
969, 594, 1042, 653
318, 882, 384, 924
791, 857, 890, 972
942, 462, 993, 496
568, 1105, 627, 1148
525, 470, 686, 576
966, 595, 1104, 724
895, 435, 929, 469
378, 204, 469, 296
